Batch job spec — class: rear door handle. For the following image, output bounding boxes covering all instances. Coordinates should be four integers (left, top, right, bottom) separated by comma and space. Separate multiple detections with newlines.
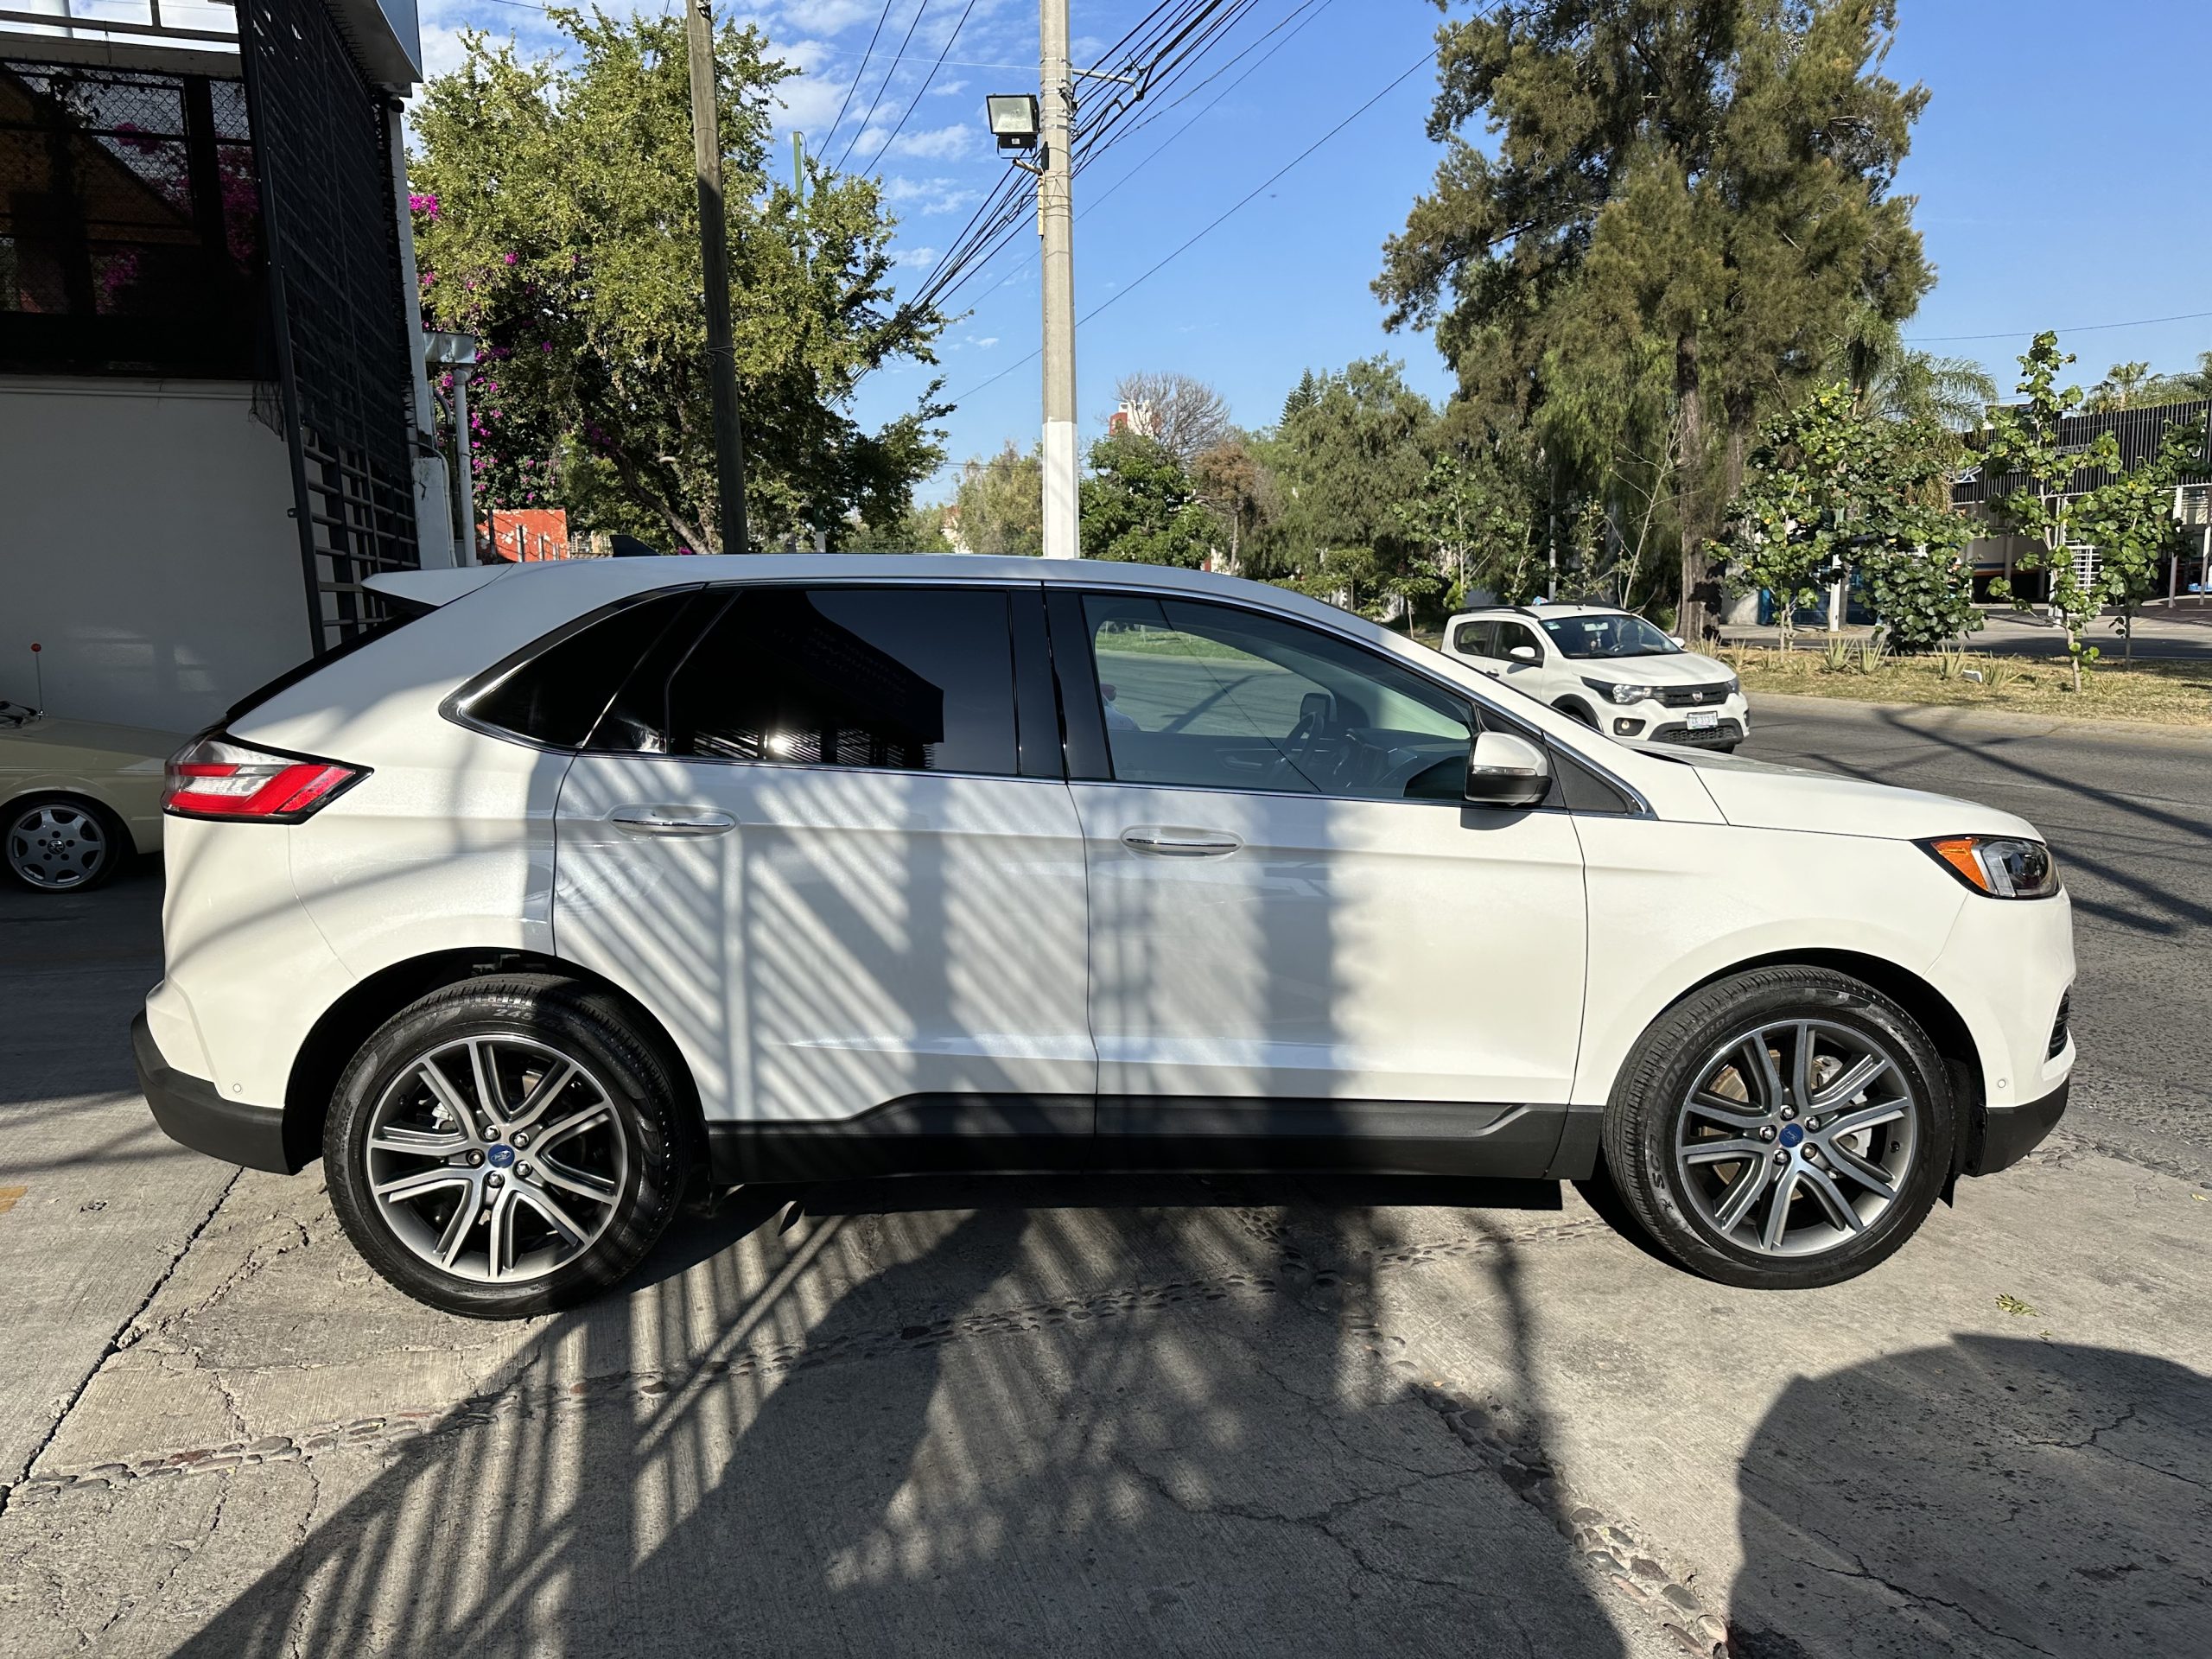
609, 806, 735, 837
1120, 827, 1243, 858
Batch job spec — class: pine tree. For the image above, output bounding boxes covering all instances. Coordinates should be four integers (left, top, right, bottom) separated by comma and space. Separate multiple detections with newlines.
1378, 0, 1933, 639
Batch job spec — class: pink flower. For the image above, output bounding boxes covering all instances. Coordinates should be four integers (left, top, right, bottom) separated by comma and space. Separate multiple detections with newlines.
502, 251, 518, 265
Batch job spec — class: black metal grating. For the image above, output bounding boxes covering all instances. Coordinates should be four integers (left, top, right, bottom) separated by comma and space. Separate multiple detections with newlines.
0, 58, 263, 375
1654, 682, 1736, 709
237, 0, 418, 651
2048, 991, 2070, 1059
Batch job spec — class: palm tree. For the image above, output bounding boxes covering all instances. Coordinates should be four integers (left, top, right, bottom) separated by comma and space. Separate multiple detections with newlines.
1833, 311, 1998, 430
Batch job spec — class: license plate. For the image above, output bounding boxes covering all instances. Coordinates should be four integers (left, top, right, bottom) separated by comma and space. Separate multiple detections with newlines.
1684, 709, 1719, 731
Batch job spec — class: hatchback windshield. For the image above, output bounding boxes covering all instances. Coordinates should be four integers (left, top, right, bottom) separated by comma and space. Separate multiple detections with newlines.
1540, 613, 1681, 660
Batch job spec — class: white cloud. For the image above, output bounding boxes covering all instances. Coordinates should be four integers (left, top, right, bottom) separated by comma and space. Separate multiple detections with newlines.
881, 175, 982, 215
895, 245, 941, 268
931, 79, 968, 97
886, 123, 969, 161
970, 335, 999, 349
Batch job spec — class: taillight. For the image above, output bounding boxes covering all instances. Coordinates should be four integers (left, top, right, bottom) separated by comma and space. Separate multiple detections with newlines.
162, 734, 367, 823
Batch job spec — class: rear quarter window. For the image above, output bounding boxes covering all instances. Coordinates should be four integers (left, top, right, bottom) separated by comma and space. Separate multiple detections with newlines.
458, 590, 698, 749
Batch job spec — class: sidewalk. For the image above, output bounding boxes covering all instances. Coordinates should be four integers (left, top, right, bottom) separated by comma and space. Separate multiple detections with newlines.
1720, 606, 2212, 661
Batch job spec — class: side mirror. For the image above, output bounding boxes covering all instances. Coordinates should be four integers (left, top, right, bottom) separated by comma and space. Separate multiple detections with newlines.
1669, 634, 1685, 647
1508, 644, 1539, 664
1465, 730, 1551, 809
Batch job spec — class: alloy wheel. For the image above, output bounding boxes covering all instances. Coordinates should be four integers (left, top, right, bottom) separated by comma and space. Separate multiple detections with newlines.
6, 801, 108, 890
1673, 1018, 1918, 1258
364, 1034, 631, 1285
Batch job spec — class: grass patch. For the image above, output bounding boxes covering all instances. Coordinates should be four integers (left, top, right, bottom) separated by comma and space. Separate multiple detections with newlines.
1732, 645, 2212, 727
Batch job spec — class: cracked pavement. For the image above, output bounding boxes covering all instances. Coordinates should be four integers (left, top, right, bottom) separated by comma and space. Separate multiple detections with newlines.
1, 701, 2207, 1656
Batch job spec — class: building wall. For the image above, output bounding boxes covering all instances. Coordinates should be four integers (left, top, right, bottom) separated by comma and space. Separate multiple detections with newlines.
0, 376, 307, 733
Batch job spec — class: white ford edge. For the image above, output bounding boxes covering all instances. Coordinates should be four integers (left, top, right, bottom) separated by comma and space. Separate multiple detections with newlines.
136, 556, 2075, 1318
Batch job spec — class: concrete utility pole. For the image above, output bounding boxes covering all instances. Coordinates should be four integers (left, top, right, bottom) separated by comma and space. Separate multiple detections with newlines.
686, 0, 750, 553
1039, 0, 1079, 557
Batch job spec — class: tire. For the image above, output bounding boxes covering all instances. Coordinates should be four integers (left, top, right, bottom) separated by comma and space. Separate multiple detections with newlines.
3, 793, 126, 893
1600, 967, 1955, 1290
325, 974, 692, 1319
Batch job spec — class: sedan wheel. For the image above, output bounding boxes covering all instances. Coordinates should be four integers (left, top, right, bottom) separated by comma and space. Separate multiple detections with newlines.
5, 797, 117, 892
1602, 967, 1955, 1288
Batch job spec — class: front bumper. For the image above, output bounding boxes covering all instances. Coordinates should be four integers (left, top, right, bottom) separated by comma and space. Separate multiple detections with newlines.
1963, 1076, 2069, 1177
132, 1011, 299, 1173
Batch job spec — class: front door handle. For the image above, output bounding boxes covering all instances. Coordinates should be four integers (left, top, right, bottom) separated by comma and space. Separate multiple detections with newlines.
609, 806, 735, 837
1120, 827, 1243, 858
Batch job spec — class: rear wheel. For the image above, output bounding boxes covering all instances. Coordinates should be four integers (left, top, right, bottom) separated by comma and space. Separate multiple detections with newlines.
1601, 967, 1955, 1289
3, 793, 124, 893
325, 975, 690, 1319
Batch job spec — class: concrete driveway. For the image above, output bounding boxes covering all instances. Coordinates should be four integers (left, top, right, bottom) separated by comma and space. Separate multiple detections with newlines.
1, 705, 2206, 1659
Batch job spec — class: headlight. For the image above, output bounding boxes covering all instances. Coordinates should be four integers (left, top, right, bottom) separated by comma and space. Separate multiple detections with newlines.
1923, 836, 2060, 899
1722, 675, 1740, 696
1582, 677, 1655, 705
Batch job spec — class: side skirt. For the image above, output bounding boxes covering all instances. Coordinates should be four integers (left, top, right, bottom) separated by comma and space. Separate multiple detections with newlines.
705, 1094, 1594, 1185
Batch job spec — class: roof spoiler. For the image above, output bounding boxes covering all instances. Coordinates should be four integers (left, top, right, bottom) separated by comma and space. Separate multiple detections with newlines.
363, 566, 510, 613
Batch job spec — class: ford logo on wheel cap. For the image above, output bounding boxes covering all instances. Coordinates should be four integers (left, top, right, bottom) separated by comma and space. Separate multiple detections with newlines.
1778, 1122, 1805, 1149
487, 1143, 517, 1168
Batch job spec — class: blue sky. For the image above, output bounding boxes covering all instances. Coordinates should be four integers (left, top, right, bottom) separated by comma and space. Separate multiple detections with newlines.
414, 1, 2212, 504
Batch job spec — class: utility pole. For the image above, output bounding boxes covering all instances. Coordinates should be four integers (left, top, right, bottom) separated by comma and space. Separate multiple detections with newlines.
1039, 0, 1078, 558
685, 0, 749, 553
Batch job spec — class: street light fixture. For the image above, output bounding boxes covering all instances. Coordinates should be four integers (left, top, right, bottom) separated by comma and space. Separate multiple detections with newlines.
985, 93, 1039, 149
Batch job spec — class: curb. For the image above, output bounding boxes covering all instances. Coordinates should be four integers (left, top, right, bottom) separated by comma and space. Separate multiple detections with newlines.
1747, 690, 2212, 747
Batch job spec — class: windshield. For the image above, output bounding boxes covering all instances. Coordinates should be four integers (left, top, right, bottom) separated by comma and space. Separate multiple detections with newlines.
1540, 613, 1680, 660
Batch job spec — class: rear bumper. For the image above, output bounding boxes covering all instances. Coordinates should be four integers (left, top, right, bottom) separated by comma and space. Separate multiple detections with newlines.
132, 1011, 298, 1173
1964, 1076, 2069, 1177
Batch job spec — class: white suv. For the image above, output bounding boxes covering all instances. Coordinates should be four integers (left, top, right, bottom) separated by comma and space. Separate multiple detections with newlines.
136, 557, 2074, 1317
1443, 603, 1751, 752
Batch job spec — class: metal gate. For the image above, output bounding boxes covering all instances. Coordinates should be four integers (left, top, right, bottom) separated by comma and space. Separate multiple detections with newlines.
236, 0, 418, 651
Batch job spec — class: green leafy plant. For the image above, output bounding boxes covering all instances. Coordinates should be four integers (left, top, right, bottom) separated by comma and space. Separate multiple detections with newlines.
1856, 635, 1889, 674
1935, 645, 1968, 681
1983, 654, 2023, 692
1822, 636, 1853, 672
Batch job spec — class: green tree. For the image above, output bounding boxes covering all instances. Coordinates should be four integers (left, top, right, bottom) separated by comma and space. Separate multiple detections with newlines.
1258, 359, 1440, 621
1394, 446, 1542, 609
410, 10, 945, 553
1189, 433, 1278, 576
842, 502, 951, 552
1079, 431, 1217, 568
1718, 382, 1973, 651
2070, 418, 2209, 659
1378, 0, 1933, 640
950, 442, 1043, 556
1280, 369, 1320, 426
2088, 360, 2154, 412
1983, 334, 2119, 691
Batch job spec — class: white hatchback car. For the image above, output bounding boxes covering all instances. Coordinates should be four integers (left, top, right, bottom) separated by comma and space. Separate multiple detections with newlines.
1442, 603, 1751, 751
137, 557, 2074, 1318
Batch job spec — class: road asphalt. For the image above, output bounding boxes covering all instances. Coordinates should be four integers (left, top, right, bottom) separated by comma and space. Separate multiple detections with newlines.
0, 700, 2205, 1659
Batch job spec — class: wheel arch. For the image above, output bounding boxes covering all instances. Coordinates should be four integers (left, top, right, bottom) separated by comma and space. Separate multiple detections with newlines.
1660, 948, 1985, 1164
1552, 696, 1599, 728
282, 948, 709, 1173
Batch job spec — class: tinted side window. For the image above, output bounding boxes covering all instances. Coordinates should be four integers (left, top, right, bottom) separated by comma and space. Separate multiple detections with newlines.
464, 591, 695, 747
1494, 621, 1541, 658
664, 587, 1018, 775
1452, 620, 1497, 658
1083, 594, 1472, 801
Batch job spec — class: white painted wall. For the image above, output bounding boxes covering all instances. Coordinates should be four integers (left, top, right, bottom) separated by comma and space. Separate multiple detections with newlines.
0, 377, 310, 734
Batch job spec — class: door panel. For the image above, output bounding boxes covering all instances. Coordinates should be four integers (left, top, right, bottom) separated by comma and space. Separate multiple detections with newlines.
550, 582, 1093, 1127
1074, 783, 1587, 1104
556, 759, 1095, 1124
1065, 588, 1589, 1109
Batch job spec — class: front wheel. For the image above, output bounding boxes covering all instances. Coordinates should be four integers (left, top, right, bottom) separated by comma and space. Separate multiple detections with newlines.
4, 793, 124, 892
325, 975, 691, 1319
1601, 968, 1955, 1289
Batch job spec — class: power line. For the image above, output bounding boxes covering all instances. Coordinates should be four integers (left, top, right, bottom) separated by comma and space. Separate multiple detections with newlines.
857, 0, 981, 175
822, 0, 898, 152
944, 45, 1437, 406
835, 0, 933, 173
1905, 309, 2212, 344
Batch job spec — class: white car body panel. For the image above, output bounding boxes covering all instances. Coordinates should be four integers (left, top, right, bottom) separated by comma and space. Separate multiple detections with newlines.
139, 554, 2075, 1165
1073, 782, 1587, 1104
553, 754, 1095, 1122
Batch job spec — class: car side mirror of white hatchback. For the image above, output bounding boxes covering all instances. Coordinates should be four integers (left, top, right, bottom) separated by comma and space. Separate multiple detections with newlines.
1465, 730, 1551, 810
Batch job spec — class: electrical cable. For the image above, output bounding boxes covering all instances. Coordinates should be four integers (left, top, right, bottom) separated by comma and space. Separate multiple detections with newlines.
834, 0, 934, 174
855, 0, 981, 175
